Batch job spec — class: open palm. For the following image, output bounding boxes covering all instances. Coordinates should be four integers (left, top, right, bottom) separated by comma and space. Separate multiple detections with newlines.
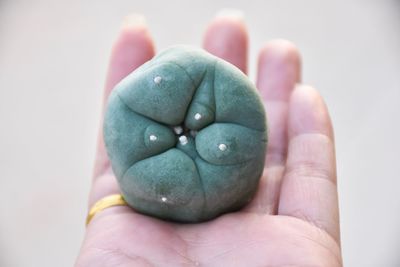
76, 14, 342, 267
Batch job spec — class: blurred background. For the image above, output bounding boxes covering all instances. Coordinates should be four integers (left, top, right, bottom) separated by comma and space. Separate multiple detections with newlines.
0, 0, 399, 266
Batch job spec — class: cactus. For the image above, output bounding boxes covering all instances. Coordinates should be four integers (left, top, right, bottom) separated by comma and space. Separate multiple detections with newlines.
104, 46, 268, 222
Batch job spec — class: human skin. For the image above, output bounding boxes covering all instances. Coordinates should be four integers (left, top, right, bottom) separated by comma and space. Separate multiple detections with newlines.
76, 13, 342, 267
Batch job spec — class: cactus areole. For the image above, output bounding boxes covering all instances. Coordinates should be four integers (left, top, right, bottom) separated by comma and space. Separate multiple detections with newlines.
104, 46, 268, 222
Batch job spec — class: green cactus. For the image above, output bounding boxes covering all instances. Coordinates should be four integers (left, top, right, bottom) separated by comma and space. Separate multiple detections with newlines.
104, 46, 268, 222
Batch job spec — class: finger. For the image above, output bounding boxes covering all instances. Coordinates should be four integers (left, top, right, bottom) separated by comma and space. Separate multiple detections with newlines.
93, 14, 155, 179
278, 85, 340, 243
248, 40, 301, 214
203, 9, 248, 73
258, 39, 301, 166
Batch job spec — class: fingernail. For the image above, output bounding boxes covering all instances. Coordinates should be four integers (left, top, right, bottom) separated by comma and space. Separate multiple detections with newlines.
215, 8, 244, 21
122, 13, 147, 29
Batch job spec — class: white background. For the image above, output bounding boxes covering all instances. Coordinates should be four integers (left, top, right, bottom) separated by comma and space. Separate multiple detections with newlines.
0, 0, 399, 266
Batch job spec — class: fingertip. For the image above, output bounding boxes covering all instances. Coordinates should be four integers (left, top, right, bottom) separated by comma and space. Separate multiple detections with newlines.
121, 13, 147, 30
259, 39, 301, 65
113, 14, 155, 61
203, 9, 248, 73
257, 39, 301, 101
210, 8, 247, 33
117, 14, 154, 49
105, 14, 155, 96
289, 85, 333, 139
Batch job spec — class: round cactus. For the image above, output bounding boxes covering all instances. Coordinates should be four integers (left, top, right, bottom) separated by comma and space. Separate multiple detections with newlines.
104, 46, 268, 222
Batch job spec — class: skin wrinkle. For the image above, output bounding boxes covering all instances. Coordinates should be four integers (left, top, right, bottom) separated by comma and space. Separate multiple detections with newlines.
280, 132, 339, 242
89, 214, 340, 266
284, 162, 335, 187
285, 133, 336, 185
181, 239, 242, 265
299, 235, 342, 267
202, 245, 240, 263
81, 226, 155, 266
200, 238, 298, 264
280, 175, 338, 224
264, 154, 286, 168
175, 215, 339, 266
160, 237, 199, 267
248, 166, 285, 214
288, 207, 336, 241
284, 219, 340, 267
89, 213, 194, 267
287, 192, 340, 244
88, 247, 154, 267
170, 229, 206, 267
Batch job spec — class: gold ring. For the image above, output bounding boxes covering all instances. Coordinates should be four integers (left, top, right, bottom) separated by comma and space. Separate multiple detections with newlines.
86, 194, 128, 226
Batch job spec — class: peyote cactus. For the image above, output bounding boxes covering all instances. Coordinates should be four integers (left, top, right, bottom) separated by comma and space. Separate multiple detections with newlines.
104, 46, 268, 222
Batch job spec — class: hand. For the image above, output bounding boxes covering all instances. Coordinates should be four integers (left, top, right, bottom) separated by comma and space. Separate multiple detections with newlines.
76, 13, 342, 267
